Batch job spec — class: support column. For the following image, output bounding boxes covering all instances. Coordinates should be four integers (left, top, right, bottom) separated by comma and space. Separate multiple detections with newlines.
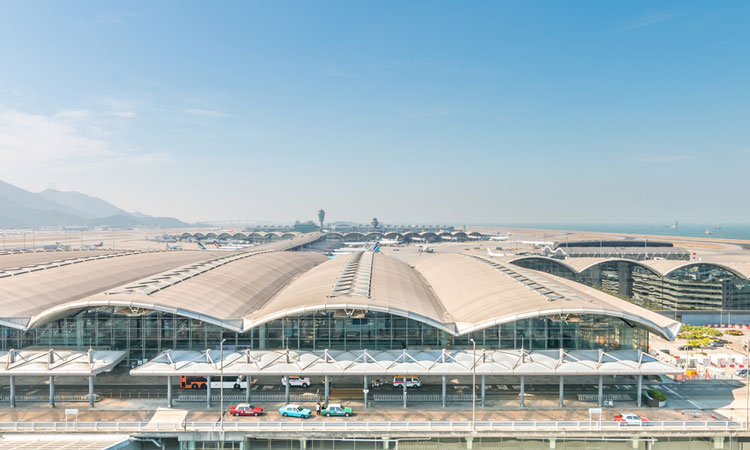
167, 376, 173, 408
245, 376, 251, 403
465, 436, 474, 449
88, 376, 94, 408
206, 376, 212, 408
481, 375, 486, 407
598, 375, 603, 407
381, 437, 389, 449
9, 376, 15, 408
442, 376, 447, 408
49, 376, 55, 408
285, 377, 290, 405
363, 376, 368, 408
402, 377, 407, 408
637, 375, 643, 407
324, 375, 330, 405
299, 438, 307, 449
549, 438, 556, 449
520, 375, 525, 407
559, 376, 564, 407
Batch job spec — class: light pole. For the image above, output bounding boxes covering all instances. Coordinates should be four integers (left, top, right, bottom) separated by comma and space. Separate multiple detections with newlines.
220, 338, 226, 429
470, 338, 476, 430
746, 348, 749, 430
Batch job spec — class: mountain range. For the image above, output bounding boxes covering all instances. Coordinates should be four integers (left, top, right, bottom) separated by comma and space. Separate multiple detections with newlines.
0, 180, 187, 229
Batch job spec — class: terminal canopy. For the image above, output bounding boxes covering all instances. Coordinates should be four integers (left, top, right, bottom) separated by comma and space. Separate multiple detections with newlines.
0, 349, 127, 376
130, 348, 681, 378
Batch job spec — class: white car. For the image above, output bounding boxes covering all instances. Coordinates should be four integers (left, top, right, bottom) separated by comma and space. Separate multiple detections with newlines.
281, 376, 311, 388
614, 413, 648, 425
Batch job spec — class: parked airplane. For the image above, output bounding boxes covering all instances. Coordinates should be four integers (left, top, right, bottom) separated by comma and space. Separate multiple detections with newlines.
520, 240, 555, 247
489, 233, 511, 242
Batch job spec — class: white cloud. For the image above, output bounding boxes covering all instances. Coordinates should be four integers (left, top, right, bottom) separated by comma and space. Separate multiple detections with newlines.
107, 110, 137, 119
626, 12, 677, 30
636, 154, 692, 164
186, 108, 230, 118
0, 107, 162, 171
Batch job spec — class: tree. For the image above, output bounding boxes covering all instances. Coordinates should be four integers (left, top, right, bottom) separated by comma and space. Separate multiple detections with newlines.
371, 217, 379, 229
317, 209, 325, 231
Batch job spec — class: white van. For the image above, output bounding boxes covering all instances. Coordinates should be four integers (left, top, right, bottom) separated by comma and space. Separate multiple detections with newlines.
281, 376, 311, 387
209, 375, 248, 390
392, 376, 421, 388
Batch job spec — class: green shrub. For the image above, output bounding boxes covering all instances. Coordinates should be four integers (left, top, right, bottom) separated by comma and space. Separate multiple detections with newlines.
647, 389, 667, 402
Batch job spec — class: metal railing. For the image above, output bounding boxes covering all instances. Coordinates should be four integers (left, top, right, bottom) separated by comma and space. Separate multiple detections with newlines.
373, 394, 477, 402
176, 393, 320, 403
0, 394, 100, 403
0, 420, 741, 433
577, 394, 633, 402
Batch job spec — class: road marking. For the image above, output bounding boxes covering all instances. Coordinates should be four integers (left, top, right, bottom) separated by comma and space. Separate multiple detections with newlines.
662, 384, 701, 409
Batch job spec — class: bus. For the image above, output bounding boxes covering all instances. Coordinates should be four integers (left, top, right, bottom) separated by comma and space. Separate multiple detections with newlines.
180, 376, 248, 390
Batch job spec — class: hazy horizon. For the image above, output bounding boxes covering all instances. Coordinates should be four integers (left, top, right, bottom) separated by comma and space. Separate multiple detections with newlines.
1, 1, 748, 224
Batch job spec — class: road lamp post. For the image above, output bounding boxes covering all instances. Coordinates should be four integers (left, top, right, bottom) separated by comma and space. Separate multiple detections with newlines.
470, 338, 476, 430
746, 348, 749, 430
220, 338, 226, 430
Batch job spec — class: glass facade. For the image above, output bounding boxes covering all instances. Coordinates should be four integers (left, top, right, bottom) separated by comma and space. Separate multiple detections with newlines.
0, 308, 648, 363
512, 258, 750, 311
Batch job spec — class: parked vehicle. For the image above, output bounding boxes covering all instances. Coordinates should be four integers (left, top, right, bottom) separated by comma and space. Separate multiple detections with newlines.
180, 375, 248, 390
736, 369, 748, 377
614, 413, 648, 425
371, 378, 385, 388
180, 376, 206, 389
229, 403, 263, 416
279, 404, 312, 418
392, 376, 421, 388
281, 376, 311, 388
321, 403, 352, 417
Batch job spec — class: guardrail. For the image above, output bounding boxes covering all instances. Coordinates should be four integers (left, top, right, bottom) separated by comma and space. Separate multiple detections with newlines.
577, 394, 633, 402
0, 394, 101, 403
0, 420, 742, 434
177, 393, 320, 403
374, 394, 477, 402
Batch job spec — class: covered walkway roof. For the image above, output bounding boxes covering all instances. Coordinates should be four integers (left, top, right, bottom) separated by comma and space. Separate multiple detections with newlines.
131, 348, 681, 377
0, 349, 127, 376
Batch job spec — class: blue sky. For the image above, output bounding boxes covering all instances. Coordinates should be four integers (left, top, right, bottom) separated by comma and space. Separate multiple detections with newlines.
0, 1, 748, 224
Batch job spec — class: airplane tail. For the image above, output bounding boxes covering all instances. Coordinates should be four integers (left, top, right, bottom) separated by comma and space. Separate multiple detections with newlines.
197, 242, 207, 250
94, 241, 103, 248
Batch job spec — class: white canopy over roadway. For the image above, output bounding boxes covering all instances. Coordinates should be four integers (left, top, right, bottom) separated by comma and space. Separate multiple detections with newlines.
130, 348, 680, 377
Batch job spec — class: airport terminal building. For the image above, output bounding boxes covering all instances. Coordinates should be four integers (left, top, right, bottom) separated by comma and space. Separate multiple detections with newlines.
509, 256, 750, 312
0, 234, 679, 366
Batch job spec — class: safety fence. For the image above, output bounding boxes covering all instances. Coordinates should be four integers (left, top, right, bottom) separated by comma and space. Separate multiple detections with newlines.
373, 394, 477, 402
0, 394, 100, 403
577, 394, 633, 402
0, 420, 741, 433
177, 393, 320, 403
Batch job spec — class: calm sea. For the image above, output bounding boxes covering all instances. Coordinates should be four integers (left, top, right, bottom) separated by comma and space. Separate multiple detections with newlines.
500, 224, 750, 241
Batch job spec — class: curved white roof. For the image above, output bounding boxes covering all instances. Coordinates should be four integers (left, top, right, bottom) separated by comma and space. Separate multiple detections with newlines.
0, 239, 681, 340
509, 255, 750, 279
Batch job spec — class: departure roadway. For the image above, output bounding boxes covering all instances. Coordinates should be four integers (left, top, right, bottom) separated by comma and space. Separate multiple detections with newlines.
0, 374, 746, 425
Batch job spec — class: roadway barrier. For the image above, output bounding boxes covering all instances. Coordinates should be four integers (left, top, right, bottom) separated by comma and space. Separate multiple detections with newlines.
176, 393, 320, 403
0, 420, 741, 434
373, 394, 477, 402
577, 394, 633, 402
0, 394, 100, 403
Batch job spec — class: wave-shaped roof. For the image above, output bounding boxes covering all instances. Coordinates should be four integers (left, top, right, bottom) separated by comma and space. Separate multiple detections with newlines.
0, 238, 680, 339
509, 255, 750, 279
